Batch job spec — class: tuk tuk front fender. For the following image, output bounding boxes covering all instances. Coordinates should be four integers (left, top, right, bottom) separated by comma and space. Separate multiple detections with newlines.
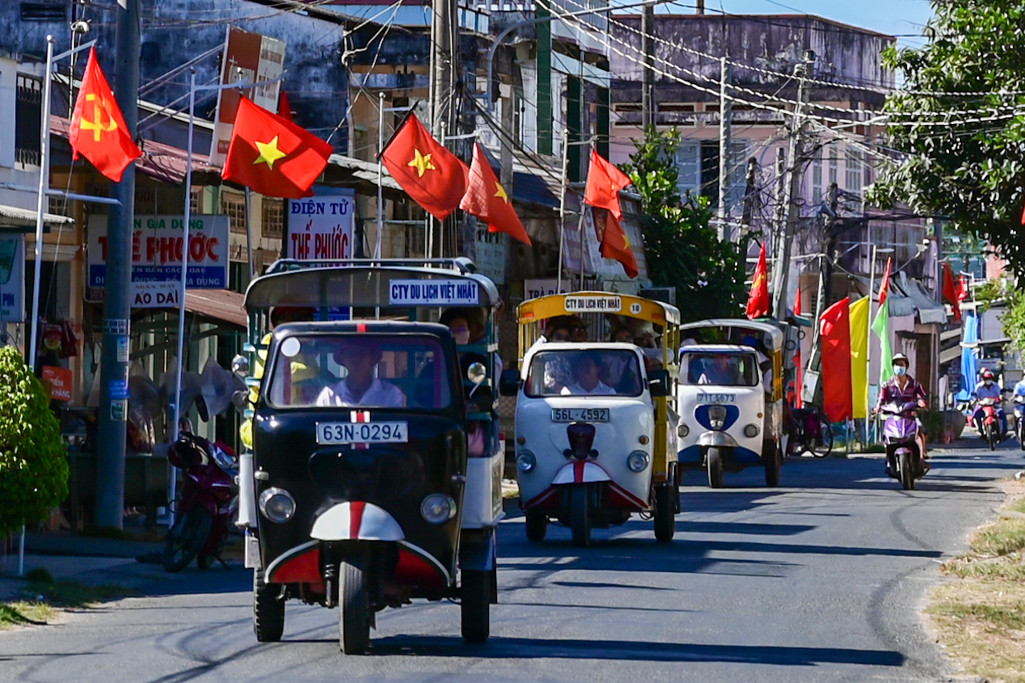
696, 431, 739, 449
552, 460, 612, 485
311, 501, 404, 542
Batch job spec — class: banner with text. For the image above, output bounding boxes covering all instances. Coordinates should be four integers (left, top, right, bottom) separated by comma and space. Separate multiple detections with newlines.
87, 214, 230, 307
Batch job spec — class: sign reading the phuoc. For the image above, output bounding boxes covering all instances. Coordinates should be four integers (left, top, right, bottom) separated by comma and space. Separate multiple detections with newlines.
87, 214, 229, 307
287, 193, 356, 260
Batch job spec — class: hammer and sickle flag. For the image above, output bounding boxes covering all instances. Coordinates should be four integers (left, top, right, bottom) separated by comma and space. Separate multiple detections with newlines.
380, 113, 468, 222
68, 47, 142, 182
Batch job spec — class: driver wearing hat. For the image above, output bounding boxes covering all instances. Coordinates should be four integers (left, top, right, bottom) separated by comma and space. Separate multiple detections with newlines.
874, 353, 929, 477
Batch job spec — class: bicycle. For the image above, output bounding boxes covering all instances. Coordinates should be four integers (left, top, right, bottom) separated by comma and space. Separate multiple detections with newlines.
788, 407, 833, 458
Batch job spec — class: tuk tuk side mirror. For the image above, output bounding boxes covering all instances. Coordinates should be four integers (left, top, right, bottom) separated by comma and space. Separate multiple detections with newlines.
231, 388, 251, 411
648, 368, 670, 398
466, 361, 487, 386
231, 354, 250, 378
499, 368, 521, 396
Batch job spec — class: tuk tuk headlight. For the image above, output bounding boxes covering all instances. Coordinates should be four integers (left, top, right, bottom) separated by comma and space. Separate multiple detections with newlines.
259, 488, 296, 523
744, 424, 760, 438
421, 494, 457, 524
627, 450, 650, 472
708, 405, 728, 430
516, 450, 536, 472
678, 423, 689, 438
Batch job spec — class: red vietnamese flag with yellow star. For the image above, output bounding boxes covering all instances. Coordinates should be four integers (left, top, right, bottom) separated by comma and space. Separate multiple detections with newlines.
595, 209, 639, 278
459, 143, 531, 245
68, 47, 142, 182
222, 97, 333, 199
380, 114, 468, 221
746, 243, 770, 319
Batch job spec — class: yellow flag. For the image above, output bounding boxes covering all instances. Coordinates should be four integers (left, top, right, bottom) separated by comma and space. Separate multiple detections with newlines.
849, 297, 870, 418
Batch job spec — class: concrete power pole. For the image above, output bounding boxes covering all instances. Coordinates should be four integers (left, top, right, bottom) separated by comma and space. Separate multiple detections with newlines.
772, 49, 814, 320
96, 0, 140, 529
429, 0, 459, 256
716, 56, 732, 242
641, 2, 656, 131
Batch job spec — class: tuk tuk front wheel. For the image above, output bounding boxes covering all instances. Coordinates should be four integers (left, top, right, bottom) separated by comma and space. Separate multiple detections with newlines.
461, 570, 491, 644
653, 484, 676, 543
765, 443, 781, 487
524, 509, 547, 542
339, 558, 371, 654
706, 448, 724, 488
253, 568, 285, 642
569, 485, 591, 547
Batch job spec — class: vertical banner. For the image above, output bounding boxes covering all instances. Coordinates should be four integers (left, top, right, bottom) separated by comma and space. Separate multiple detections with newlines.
849, 297, 870, 419
820, 297, 853, 423
0, 234, 25, 323
209, 27, 286, 167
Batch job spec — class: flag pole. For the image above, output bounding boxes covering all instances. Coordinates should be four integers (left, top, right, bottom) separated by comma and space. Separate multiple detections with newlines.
376, 92, 384, 259
28, 35, 55, 375
866, 243, 876, 446
557, 127, 568, 292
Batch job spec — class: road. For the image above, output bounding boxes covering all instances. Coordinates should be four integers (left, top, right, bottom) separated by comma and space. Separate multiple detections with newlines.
2, 440, 1022, 682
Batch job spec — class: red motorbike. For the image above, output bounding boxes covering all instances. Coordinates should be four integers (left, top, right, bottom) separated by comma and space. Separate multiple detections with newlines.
976, 397, 1002, 451
164, 432, 239, 572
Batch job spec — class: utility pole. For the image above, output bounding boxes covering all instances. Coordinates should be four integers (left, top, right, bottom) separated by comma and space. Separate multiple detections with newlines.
429, 0, 458, 256
772, 49, 814, 320
96, 0, 140, 529
716, 55, 732, 242
641, 2, 656, 131
740, 156, 758, 233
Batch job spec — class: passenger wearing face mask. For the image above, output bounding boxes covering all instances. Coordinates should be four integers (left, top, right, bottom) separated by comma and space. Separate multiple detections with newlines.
875, 353, 929, 476
972, 369, 1007, 437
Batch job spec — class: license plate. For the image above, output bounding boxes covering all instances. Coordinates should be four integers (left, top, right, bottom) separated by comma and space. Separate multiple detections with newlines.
316, 422, 408, 444
551, 408, 610, 423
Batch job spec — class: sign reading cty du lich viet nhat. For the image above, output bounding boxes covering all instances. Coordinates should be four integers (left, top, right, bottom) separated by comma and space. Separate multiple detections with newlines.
87, 214, 229, 308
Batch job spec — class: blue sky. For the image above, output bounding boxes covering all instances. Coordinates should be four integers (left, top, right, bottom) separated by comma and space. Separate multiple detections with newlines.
703, 0, 935, 46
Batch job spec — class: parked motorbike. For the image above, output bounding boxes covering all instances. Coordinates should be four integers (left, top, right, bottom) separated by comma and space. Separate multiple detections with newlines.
880, 401, 926, 490
164, 431, 239, 572
1013, 395, 1025, 452
976, 397, 1002, 451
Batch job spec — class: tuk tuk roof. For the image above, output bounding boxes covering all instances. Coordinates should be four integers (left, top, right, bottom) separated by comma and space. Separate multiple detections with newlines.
678, 318, 785, 350
680, 344, 758, 355
518, 291, 681, 327
243, 258, 501, 311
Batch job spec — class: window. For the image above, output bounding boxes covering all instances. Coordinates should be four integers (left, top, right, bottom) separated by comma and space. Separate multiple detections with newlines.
681, 352, 758, 387
220, 190, 246, 235
845, 148, 863, 212
812, 150, 823, 205
525, 349, 643, 397
15, 73, 42, 167
262, 198, 284, 239
21, 2, 66, 21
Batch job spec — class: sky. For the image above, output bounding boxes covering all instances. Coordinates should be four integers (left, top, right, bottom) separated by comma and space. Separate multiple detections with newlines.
693, 0, 936, 46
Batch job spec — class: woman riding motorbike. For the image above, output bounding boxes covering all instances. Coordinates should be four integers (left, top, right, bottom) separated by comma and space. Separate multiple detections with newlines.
972, 369, 1007, 439
874, 353, 928, 477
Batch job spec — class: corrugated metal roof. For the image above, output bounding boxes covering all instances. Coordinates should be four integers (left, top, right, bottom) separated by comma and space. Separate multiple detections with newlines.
184, 289, 246, 328
0, 203, 74, 228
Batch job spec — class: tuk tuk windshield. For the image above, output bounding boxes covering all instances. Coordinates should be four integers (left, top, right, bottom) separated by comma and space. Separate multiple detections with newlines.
525, 349, 643, 397
681, 352, 759, 387
265, 334, 454, 409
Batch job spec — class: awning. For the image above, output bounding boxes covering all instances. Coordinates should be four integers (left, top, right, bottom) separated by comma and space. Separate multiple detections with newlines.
889, 273, 946, 324
0, 203, 75, 230
185, 289, 247, 328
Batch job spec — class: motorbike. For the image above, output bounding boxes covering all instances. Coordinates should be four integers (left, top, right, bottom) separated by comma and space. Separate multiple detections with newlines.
164, 431, 239, 572
880, 401, 926, 490
976, 397, 1002, 451
1013, 395, 1025, 452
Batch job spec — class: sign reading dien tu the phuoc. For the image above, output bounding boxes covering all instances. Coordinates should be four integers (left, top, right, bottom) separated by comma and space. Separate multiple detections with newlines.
565, 296, 621, 313
389, 280, 480, 306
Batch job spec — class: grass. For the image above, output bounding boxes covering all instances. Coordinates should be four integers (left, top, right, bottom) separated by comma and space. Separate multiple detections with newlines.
0, 568, 131, 631
926, 477, 1025, 682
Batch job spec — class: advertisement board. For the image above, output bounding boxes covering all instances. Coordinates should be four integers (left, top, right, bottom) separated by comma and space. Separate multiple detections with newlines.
87, 214, 229, 307
209, 27, 286, 167
286, 192, 356, 260
0, 234, 25, 323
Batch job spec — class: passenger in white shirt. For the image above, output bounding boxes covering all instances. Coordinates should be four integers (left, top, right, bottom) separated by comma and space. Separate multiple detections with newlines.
316, 342, 406, 407
561, 354, 616, 395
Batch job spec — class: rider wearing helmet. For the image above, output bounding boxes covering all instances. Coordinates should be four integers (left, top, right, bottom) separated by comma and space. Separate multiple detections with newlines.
972, 368, 1007, 438
875, 353, 929, 477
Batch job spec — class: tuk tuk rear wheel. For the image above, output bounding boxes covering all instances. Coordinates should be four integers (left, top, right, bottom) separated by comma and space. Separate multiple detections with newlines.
706, 448, 724, 488
569, 485, 591, 547
339, 558, 371, 654
524, 509, 547, 542
653, 484, 676, 543
765, 443, 781, 487
461, 570, 491, 644
253, 568, 285, 642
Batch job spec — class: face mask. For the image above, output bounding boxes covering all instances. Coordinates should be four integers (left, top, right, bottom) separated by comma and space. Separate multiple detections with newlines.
454, 331, 470, 345
984, 379, 993, 387
893, 365, 907, 377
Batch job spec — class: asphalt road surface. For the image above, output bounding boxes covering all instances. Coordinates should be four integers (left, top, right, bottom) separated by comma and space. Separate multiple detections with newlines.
2, 439, 1023, 682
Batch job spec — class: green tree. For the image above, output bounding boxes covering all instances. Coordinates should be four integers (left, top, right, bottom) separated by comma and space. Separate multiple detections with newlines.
0, 346, 68, 537
866, 0, 1025, 276
622, 127, 747, 321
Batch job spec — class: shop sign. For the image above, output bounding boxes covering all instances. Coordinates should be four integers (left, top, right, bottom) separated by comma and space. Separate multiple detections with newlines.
287, 193, 356, 260
41, 365, 73, 401
0, 234, 25, 322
